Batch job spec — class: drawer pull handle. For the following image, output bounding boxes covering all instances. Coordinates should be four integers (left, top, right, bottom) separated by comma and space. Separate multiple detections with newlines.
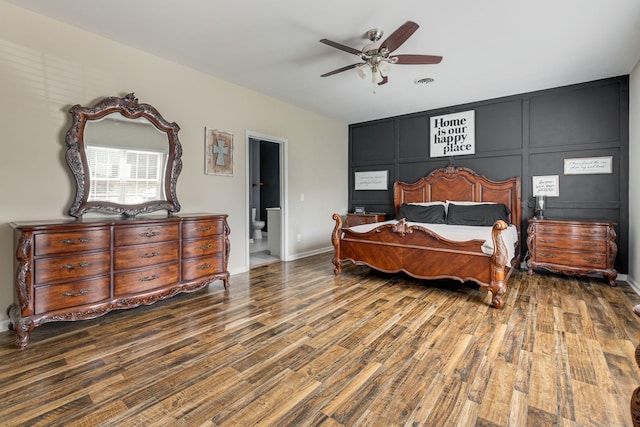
539, 239, 555, 243
61, 288, 91, 297
197, 226, 212, 232
139, 231, 161, 238
583, 257, 602, 263
198, 243, 213, 251
540, 227, 556, 232
198, 263, 213, 271
584, 230, 599, 235
582, 242, 599, 247
60, 237, 91, 245
139, 251, 160, 259
139, 274, 160, 282
539, 253, 555, 259
61, 262, 90, 270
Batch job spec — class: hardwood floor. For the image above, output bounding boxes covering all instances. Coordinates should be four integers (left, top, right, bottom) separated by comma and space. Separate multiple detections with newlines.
2, 252, 640, 426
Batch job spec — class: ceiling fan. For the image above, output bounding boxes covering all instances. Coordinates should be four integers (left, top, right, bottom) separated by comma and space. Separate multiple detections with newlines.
320, 21, 442, 86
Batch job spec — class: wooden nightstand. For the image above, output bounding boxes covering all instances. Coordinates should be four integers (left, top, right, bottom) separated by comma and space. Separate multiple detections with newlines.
526, 218, 617, 286
345, 213, 386, 227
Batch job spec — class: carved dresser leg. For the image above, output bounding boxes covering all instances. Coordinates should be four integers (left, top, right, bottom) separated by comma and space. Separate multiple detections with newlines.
14, 320, 32, 349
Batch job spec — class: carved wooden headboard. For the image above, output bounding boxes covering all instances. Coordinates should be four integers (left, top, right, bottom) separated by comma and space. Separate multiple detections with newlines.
393, 166, 522, 232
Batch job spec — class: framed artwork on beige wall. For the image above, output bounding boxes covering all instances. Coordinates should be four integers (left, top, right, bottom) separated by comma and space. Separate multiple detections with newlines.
205, 128, 234, 176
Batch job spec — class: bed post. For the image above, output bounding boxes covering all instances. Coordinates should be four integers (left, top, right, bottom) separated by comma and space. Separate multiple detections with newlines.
331, 213, 343, 275
489, 220, 509, 309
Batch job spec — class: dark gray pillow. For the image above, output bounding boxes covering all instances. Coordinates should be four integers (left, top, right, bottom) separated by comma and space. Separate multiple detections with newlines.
397, 204, 446, 224
446, 203, 510, 226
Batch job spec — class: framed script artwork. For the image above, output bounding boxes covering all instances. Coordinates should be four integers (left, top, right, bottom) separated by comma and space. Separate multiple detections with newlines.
354, 170, 388, 190
564, 156, 613, 175
205, 128, 233, 176
532, 175, 559, 197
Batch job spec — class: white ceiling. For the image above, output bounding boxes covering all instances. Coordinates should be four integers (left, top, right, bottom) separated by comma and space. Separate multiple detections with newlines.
7, 0, 640, 124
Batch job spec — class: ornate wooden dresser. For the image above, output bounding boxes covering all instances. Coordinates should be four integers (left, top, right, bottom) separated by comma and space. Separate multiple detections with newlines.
8, 213, 229, 348
526, 218, 617, 286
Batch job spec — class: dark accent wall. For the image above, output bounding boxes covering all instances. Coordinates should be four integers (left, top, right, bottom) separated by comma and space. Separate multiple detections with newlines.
349, 76, 629, 273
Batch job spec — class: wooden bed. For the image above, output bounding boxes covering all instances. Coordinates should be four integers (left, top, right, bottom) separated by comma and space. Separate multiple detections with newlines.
331, 166, 522, 308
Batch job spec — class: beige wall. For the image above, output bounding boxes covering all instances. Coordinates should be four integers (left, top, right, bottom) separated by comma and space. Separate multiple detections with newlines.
0, 3, 348, 324
629, 60, 640, 289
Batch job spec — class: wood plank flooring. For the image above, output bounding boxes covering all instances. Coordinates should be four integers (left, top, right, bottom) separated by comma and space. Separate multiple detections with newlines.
2, 253, 640, 426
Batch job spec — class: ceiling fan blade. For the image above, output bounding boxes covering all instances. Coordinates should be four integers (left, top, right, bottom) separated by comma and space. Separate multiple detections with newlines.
392, 54, 443, 65
319, 39, 362, 56
320, 63, 361, 77
380, 21, 419, 53
378, 75, 389, 86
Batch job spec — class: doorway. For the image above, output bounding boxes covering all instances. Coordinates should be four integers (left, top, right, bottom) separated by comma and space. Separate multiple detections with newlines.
246, 131, 287, 268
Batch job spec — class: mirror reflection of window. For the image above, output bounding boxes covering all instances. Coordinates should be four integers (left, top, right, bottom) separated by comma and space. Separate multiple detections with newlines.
83, 113, 169, 204
86, 146, 165, 204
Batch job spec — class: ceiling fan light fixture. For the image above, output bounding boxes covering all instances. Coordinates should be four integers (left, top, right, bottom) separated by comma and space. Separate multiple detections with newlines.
372, 69, 384, 84
356, 64, 370, 79
379, 61, 391, 74
319, 21, 442, 86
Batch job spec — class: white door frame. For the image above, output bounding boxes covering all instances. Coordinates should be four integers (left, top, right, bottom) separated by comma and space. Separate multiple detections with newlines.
245, 130, 288, 267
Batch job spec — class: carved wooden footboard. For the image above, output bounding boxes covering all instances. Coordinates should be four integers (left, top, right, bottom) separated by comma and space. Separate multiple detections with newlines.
331, 214, 516, 308
332, 166, 521, 308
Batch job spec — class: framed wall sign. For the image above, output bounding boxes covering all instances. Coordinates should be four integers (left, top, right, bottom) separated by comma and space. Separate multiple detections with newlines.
532, 175, 559, 197
564, 156, 613, 175
354, 170, 388, 190
430, 110, 475, 158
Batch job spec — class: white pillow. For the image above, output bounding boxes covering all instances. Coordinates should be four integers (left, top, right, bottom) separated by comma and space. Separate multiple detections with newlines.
408, 201, 446, 207
446, 200, 496, 205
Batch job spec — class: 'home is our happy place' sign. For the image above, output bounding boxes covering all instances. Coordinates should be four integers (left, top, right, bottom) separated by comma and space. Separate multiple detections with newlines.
430, 110, 475, 158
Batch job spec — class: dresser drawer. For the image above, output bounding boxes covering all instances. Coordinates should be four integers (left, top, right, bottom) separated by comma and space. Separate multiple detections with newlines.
182, 236, 223, 259
114, 263, 180, 296
535, 236, 607, 252
534, 224, 608, 239
114, 242, 179, 270
114, 223, 179, 247
34, 252, 111, 284
34, 229, 110, 256
182, 255, 224, 281
182, 219, 225, 239
534, 250, 607, 269
34, 277, 110, 314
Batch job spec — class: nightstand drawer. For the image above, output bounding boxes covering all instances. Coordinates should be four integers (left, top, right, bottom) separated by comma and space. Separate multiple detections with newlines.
535, 224, 608, 239
535, 236, 606, 252
534, 250, 607, 269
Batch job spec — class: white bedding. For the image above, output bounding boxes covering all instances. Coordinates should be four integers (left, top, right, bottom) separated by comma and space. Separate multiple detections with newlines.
346, 220, 519, 263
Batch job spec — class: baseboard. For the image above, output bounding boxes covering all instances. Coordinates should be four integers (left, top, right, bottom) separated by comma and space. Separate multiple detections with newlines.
1, 319, 10, 332
285, 246, 333, 262
625, 274, 640, 296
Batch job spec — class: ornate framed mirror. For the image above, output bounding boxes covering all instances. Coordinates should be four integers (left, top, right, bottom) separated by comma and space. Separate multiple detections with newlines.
65, 93, 182, 217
